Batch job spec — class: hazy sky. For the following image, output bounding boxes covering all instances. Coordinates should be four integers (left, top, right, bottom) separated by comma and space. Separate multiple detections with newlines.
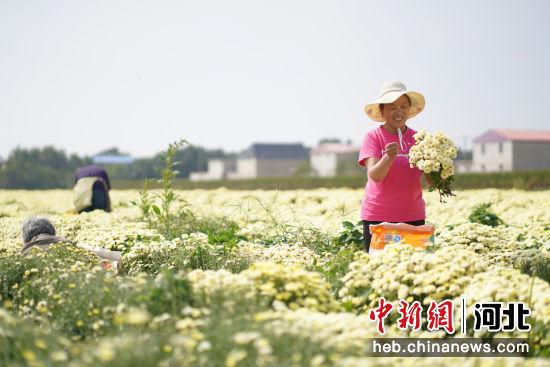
1, 0, 550, 158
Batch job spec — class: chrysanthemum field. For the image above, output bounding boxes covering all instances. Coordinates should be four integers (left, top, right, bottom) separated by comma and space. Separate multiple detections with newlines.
1, 188, 549, 366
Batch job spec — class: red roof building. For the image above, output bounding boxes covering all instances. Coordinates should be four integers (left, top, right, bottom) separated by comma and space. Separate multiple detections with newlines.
472, 129, 550, 172
473, 129, 550, 143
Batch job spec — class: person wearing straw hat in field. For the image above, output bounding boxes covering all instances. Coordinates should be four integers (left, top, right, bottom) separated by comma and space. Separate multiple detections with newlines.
358, 81, 430, 252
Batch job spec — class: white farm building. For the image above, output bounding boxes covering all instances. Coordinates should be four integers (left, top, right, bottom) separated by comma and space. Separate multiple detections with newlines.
189, 159, 237, 181
310, 142, 360, 177
227, 143, 308, 179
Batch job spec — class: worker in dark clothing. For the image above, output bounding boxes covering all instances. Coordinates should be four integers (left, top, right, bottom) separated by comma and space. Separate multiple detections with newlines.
74, 165, 112, 213
76, 165, 111, 189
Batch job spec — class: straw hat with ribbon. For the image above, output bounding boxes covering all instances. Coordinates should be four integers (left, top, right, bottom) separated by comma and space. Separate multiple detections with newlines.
364, 81, 425, 122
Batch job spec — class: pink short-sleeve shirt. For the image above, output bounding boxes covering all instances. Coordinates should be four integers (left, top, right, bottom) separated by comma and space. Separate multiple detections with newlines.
358, 125, 425, 222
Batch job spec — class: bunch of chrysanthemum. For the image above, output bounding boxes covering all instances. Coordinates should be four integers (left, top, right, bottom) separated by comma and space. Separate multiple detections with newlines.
241, 262, 338, 312
437, 223, 513, 253
186, 269, 255, 310
234, 242, 322, 268
338, 245, 488, 312
408, 130, 458, 202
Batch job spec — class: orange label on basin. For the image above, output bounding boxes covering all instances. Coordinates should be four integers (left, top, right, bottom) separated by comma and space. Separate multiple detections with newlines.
369, 223, 435, 251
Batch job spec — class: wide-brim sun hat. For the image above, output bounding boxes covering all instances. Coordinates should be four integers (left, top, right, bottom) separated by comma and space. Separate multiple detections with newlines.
364, 81, 425, 122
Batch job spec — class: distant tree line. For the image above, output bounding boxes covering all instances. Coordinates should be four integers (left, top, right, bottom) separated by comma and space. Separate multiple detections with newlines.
0, 144, 474, 190
0, 147, 91, 189
0, 145, 234, 189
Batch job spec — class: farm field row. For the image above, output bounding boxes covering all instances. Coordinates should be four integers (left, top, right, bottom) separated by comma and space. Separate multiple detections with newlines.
0, 188, 549, 366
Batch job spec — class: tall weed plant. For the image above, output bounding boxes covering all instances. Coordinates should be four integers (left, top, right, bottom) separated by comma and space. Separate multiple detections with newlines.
132, 139, 191, 239
131, 139, 249, 272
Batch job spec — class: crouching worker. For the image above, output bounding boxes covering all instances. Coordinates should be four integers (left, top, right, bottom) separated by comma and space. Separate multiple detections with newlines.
74, 165, 112, 213
21, 216, 121, 270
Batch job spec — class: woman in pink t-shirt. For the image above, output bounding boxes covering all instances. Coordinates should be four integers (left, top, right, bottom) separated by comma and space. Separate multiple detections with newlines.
358, 81, 429, 252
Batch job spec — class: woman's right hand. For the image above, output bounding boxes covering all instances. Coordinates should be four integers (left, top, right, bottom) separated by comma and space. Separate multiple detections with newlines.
384, 142, 398, 159
366, 142, 399, 182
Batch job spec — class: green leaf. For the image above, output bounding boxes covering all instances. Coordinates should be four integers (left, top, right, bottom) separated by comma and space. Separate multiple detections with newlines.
342, 221, 354, 229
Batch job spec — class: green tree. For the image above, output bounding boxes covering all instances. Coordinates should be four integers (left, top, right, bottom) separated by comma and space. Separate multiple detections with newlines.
0, 147, 92, 189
